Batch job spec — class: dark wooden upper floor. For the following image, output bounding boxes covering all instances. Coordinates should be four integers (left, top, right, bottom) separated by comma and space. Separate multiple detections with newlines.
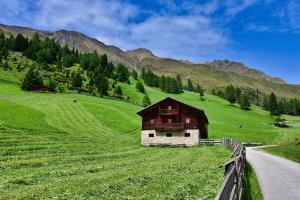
137, 97, 208, 131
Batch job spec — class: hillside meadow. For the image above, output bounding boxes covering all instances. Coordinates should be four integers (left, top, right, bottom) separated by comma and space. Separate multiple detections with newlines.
0, 67, 300, 199
0, 74, 230, 199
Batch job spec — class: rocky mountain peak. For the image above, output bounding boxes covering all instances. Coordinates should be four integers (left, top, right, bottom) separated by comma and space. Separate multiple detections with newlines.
126, 48, 154, 61
205, 60, 286, 84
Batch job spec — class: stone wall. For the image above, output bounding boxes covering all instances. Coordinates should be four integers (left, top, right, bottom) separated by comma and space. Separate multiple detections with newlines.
141, 129, 199, 146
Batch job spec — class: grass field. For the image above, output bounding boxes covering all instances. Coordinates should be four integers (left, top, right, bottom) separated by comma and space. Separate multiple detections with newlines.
0, 74, 231, 199
1, 66, 299, 199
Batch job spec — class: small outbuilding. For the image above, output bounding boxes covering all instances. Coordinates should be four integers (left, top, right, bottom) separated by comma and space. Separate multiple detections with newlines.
137, 97, 209, 146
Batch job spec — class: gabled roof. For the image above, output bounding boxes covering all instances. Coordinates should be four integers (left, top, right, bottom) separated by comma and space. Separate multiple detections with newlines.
136, 97, 209, 124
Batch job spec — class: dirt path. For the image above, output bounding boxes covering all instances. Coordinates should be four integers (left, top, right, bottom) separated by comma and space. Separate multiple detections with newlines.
246, 147, 300, 200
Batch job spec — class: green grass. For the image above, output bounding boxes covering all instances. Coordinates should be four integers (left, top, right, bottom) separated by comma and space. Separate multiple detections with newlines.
1, 67, 300, 199
263, 145, 300, 163
0, 72, 231, 199
242, 162, 263, 200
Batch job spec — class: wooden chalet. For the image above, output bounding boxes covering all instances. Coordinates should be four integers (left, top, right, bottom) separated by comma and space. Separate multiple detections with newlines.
137, 97, 209, 146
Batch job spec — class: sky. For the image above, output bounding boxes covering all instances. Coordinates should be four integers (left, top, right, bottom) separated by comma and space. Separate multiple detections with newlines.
0, 0, 300, 84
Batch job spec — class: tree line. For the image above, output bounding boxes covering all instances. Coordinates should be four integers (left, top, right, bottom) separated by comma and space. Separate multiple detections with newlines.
0, 32, 131, 98
140, 68, 205, 100
263, 93, 300, 116
213, 85, 251, 110
213, 85, 300, 116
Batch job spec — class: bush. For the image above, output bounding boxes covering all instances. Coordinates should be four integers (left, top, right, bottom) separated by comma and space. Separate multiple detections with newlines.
1, 61, 12, 71
273, 117, 288, 128
47, 78, 58, 92
21, 68, 44, 91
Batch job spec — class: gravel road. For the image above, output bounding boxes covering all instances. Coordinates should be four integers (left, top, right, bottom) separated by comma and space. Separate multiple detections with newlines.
246, 147, 300, 200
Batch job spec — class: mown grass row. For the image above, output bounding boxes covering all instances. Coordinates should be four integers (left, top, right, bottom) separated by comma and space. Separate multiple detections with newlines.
1, 67, 299, 199
0, 81, 230, 199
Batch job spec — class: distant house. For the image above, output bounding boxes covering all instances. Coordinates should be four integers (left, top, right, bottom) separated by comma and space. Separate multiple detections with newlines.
137, 97, 209, 146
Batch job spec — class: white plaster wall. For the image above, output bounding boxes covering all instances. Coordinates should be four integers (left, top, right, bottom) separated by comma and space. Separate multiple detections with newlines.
141, 129, 199, 146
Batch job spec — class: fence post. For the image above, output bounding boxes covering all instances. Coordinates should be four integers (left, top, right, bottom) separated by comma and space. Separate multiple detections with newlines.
212, 138, 246, 200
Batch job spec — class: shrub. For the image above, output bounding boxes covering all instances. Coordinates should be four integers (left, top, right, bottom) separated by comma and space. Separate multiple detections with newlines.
47, 78, 58, 92
21, 68, 44, 91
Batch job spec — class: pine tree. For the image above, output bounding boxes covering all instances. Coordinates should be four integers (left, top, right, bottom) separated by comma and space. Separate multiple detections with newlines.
142, 95, 151, 107
94, 73, 109, 97
115, 63, 130, 83
197, 85, 205, 101
235, 87, 241, 100
225, 85, 237, 104
136, 81, 145, 93
278, 99, 287, 114
262, 96, 269, 111
269, 92, 280, 116
24, 32, 41, 60
238, 94, 251, 110
176, 74, 183, 92
100, 54, 108, 69
115, 85, 123, 96
14, 34, 28, 52
187, 78, 194, 91
72, 71, 83, 90
21, 68, 44, 91
158, 76, 165, 91
132, 69, 138, 80
212, 89, 216, 95
141, 68, 146, 79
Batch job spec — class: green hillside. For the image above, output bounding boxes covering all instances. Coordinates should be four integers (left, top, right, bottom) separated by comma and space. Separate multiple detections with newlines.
0, 70, 231, 199
1, 23, 300, 99
1, 63, 300, 199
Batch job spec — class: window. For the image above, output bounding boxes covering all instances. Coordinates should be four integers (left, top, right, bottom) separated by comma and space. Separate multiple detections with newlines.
186, 118, 190, 124
149, 133, 154, 137
166, 133, 172, 137
168, 119, 172, 124
185, 133, 190, 137
168, 105, 172, 110
150, 119, 154, 124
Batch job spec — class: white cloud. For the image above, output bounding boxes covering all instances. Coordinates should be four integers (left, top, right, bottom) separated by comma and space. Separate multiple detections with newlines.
10, 0, 228, 60
1, 0, 290, 62
125, 15, 228, 58
247, 23, 270, 32
287, 0, 300, 30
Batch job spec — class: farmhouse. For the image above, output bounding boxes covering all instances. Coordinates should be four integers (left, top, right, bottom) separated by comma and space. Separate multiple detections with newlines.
137, 97, 209, 146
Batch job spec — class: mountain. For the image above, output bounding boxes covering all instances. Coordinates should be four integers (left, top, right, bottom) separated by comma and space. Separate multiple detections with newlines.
126, 48, 154, 61
206, 60, 285, 84
1, 23, 300, 98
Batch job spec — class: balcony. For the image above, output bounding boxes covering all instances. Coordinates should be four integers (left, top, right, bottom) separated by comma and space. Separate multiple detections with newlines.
153, 123, 184, 131
159, 109, 179, 115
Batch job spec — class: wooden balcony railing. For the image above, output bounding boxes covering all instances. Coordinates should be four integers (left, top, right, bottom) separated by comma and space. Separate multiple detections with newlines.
159, 109, 179, 115
153, 123, 184, 131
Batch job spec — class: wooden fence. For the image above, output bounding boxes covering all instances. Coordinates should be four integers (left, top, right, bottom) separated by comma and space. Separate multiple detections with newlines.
199, 138, 246, 200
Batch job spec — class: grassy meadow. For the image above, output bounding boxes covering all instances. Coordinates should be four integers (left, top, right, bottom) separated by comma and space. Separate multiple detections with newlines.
0, 66, 300, 199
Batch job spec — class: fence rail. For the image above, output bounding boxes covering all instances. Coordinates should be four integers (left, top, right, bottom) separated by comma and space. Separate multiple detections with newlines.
199, 138, 246, 200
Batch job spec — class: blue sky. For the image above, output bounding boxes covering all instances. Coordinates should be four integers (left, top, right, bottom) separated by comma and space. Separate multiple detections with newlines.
0, 0, 300, 84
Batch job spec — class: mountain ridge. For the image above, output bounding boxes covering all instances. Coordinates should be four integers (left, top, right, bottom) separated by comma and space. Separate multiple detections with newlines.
1, 23, 299, 98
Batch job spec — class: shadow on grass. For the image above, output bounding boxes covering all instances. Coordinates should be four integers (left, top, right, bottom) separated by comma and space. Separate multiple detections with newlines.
242, 161, 263, 200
